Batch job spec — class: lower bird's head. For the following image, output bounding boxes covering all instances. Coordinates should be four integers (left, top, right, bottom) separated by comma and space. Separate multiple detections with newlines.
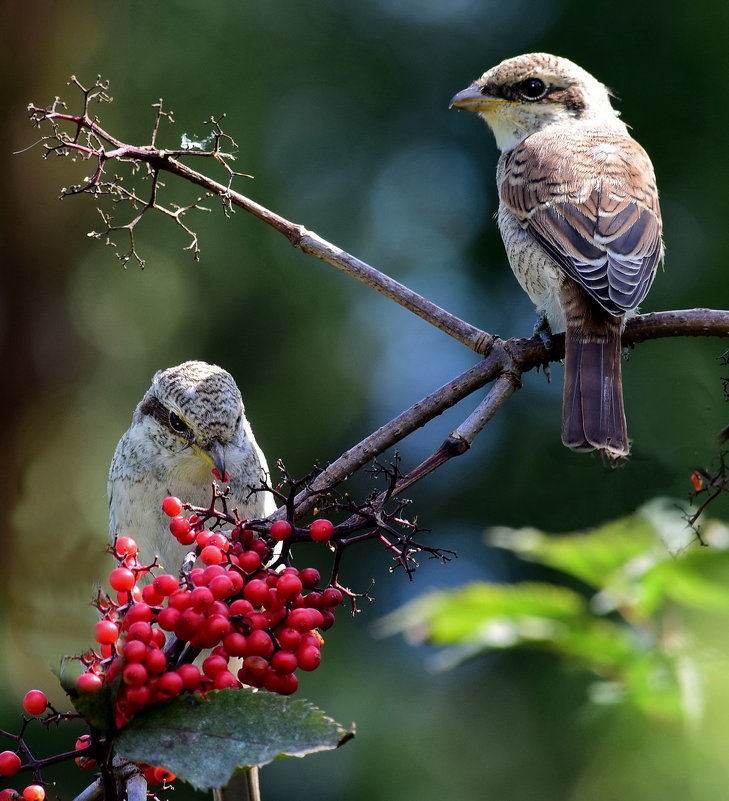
135, 360, 247, 484
450, 52, 622, 152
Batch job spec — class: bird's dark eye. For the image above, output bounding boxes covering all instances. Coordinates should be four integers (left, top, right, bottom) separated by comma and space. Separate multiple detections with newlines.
169, 411, 188, 434
517, 78, 547, 100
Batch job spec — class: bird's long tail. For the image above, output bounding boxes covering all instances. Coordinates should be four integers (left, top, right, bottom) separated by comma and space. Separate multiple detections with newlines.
561, 307, 629, 459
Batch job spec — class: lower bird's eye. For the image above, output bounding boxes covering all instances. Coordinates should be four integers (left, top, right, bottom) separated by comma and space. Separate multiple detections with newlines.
518, 77, 547, 100
168, 411, 188, 434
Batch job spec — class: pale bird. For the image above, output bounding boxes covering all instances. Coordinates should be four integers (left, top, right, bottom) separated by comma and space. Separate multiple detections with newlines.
108, 360, 275, 570
451, 53, 663, 457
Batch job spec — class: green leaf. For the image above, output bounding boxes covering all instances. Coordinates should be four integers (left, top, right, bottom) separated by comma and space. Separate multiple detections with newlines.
487, 514, 657, 590
54, 658, 117, 733
376, 581, 589, 644
114, 689, 353, 791
376, 582, 636, 673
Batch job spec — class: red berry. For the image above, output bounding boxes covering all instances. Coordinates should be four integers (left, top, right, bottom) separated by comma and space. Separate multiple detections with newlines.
276, 573, 303, 599
126, 620, 153, 642
123, 663, 148, 687
202, 654, 229, 678
200, 545, 224, 565
115, 536, 139, 558
176, 663, 202, 691
265, 669, 299, 695
169, 516, 194, 544
276, 627, 302, 651
151, 628, 167, 649
222, 632, 248, 657
190, 587, 214, 611
196, 530, 213, 548
287, 608, 314, 633
174, 609, 205, 640
122, 640, 148, 662
157, 607, 180, 632
307, 608, 324, 629
145, 648, 168, 675
0, 789, 18, 801
302, 591, 321, 608
168, 590, 192, 611
309, 519, 335, 542
230, 599, 254, 617
208, 532, 229, 551
320, 611, 336, 630
152, 574, 179, 597
0, 751, 21, 777
125, 684, 152, 710
124, 604, 154, 627
109, 567, 136, 592
228, 571, 244, 594
156, 671, 184, 700
22, 786, 45, 801
296, 644, 322, 671
244, 579, 269, 607
299, 568, 320, 589
141, 584, 165, 606
247, 629, 274, 658
94, 619, 120, 645
74, 735, 97, 770
242, 655, 269, 679
203, 614, 232, 642
271, 650, 298, 674
77, 672, 103, 693
213, 670, 240, 690
208, 574, 235, 600
277, 672, 299, 695
322, 588, 343, 607
162, 496, 183, 517
264, 589, 286, 612
238, 551, 262, 574
22, 690, 48, 717
201, 564, 226, 583
270, 521, 293, 541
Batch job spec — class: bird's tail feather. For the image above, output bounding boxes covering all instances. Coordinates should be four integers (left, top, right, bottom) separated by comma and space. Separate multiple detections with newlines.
562, 325, 629, 458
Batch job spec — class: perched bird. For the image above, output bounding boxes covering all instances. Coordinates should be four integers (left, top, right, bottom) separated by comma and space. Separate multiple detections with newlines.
451, 53, 663, 457
108, 360, 275, 570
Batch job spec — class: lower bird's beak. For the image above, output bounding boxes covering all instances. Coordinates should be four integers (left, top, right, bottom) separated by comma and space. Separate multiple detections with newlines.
207, 440, 229, 482
450, 86, 505, 112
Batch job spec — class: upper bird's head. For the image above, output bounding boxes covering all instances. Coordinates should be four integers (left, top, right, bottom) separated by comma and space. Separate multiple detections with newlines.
451, 53, 623, 152
134, 360, 246, 482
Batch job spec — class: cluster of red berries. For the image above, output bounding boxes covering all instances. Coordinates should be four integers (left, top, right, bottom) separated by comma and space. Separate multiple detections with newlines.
76, 498, 342, 728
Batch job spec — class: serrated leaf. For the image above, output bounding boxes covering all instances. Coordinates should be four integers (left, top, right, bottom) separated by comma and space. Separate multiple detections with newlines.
114, 689, 353, 791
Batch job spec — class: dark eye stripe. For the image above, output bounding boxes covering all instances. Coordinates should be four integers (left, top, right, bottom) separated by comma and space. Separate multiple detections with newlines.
140, 396, 192, 438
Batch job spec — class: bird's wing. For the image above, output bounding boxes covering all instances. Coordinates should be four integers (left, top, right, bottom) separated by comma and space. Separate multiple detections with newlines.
500, 128, 663, 315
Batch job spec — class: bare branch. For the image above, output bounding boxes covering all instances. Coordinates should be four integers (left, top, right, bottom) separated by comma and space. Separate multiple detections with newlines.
25, 81, 729, 521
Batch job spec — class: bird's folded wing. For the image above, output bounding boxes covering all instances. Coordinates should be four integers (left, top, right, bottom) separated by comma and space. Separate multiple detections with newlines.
500, 131, 663, 315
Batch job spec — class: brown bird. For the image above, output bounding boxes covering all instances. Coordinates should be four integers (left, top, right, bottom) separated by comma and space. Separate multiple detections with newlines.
451, 53, 663, 457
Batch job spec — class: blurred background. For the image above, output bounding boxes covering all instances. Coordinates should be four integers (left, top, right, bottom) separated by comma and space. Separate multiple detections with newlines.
1, 1, 728, 799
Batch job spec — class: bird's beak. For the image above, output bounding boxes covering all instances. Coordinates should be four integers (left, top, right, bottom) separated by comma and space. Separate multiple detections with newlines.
206, 440, 228, 481
450, 85, 505, 112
